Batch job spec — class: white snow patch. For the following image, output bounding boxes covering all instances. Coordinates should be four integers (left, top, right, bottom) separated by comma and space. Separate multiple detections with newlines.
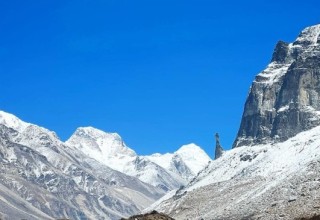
146, 143, 211, 180
255, 62, 291, 85
277, 105, 289, 112
66, 126, 137, 173
295, 24, 320, 45
178, 125, 320, 192
0, 110, 30, 132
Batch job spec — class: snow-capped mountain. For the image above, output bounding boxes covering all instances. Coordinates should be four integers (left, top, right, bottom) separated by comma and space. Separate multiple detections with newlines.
151, 24, 320, 220
146, 143, 211, 181
0, 111, 164, 220
151, 126, 320, 219
0, 110, 211, 219
66, 127, 211, 190
66, 127, 137, 172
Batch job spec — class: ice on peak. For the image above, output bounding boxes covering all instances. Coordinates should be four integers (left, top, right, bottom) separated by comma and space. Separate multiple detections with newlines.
68, 126, 135, 153
146, 143, 211, 180
76, 126, 107, 134
295, 24, 320, 45
149, 153, 163, 157
0, 110, 30, 132
148, 143, 203, 158
175, 143, 211, 174
74, 126, 121, 140
0, 110, 63, 152
66, 126, 137, 172
177, 143, 204, 153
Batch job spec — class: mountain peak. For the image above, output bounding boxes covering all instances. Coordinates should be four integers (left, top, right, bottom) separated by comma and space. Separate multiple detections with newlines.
73, 126, 122, 141
294, 24, 320, 46
66, 126, 137, 171
0, 110, 30, 132
145, 143, 211, 182
175, 143, 211, 175
176, 143, 202, 153
234, 24, 320, 148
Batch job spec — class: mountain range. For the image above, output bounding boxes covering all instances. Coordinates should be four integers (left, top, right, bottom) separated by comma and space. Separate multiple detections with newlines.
0, 111, 210, 219
1, 23, 320, 220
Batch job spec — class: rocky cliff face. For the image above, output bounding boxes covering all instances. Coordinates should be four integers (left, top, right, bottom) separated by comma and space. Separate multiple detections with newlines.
234, 24, 320, 148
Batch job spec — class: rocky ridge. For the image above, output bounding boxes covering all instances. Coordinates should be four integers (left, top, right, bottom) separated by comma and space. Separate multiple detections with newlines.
234, 24, 320, 147
0, 110, 211, 219
66, 127, 211, 191
0, 111, 165, 220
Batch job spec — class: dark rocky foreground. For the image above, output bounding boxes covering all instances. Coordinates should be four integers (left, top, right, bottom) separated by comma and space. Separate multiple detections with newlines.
121, 210, 175, 220
120, 212, 320, 220
296, 215, 320, 220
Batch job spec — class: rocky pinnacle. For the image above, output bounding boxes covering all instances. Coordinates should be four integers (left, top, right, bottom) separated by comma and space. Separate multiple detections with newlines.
214, 133, 224, 159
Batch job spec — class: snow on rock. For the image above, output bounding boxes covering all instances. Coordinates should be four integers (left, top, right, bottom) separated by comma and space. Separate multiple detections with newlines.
0, 111, 166, 220
0, 111, 30, 132
0, 111, 209, 194
66, 126, 137, 172
153, 125, 320, 220
295, 24, 320, 45
146, 143, 211, 182
152, 24, 320, 219
175, 144, 211, 175
124, 156, 186, 192
234, 24, 320, 148
66, 127, 187, 191
255, 63, 291, 85
0, 110, 63, 153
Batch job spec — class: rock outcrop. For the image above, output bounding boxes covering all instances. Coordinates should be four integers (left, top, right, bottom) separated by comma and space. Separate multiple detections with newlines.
121, 210, 175, 220
214, 133, 224, 159
234, 24, 320, 148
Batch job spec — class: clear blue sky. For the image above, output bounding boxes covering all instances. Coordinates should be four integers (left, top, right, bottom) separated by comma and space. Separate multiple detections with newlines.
1, 0, 319, 157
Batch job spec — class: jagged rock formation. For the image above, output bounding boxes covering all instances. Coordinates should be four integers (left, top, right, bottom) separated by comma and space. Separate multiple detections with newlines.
151, 24, 320, 220
214, 133, 224, 159
234, 24, 320, 148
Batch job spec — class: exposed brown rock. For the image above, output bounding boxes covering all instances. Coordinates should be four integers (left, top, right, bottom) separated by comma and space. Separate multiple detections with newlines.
121, 210, 175, 220
296, 215, 320, 220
